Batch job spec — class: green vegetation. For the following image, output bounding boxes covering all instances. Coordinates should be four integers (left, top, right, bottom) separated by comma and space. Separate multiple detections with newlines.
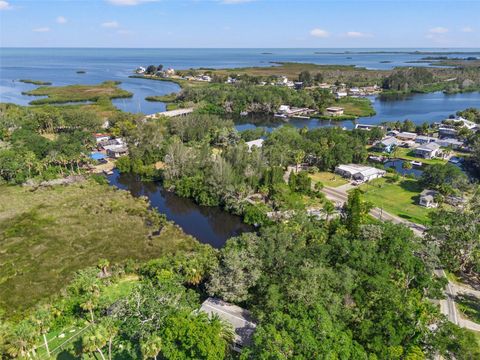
19, 79, 52, 86
0, 181, 197, 314
22, 81, 133, 105
357, 174, 433, 225
456, 294, 480, 323
309, 171, 348, 187
145, 92, 177, 102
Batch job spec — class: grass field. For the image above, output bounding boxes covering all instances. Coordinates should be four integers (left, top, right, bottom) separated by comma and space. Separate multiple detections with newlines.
22, 81, 133, 105
334, 97, 376, 117
0, 181, 197, 314
357, 175, 432, 225
309, 171, 349, 188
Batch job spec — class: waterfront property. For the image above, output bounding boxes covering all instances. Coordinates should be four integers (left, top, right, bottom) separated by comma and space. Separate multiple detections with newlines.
335, 164, 386, 183
375, 136, 398, 153
437, 138, 465, 150
415, 135, 437, 145
105, 144, 128, 158
326, 106, 344, 116
414, 142, 441, 159
355, 124, 383, 131
419, 189, 439, 208
245, 138, 264, 151
200, 298, 257, 352
396, 132, 418, 141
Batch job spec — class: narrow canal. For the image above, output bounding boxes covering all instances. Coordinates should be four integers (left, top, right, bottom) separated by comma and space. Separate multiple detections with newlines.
107, 170, 253, 248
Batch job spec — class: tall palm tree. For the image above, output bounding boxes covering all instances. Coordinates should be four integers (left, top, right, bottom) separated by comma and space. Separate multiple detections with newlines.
82, 324, 108, 360
141, 334, 163, 360
32, 306, 53, 358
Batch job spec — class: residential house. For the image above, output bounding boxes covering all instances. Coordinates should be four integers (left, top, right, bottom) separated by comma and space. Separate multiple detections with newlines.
437, 138, 464, 150
386, 130, 399, 137
135, 66, 146, 74
94, 133, 110, 144
326, 107, 344, 116
396, 132, 417, 141
335, 164, 386, 182
355, 124, 382, 131
200, 298, 256, 353
245, 138, 264, 152
104, 144, 128, 158
335, 91, 348, 99
414, 142, 440, 159
419, 189, 439, 208
165, 68, 175, 76
415, 135, 437, 145
375, 136, 398, 153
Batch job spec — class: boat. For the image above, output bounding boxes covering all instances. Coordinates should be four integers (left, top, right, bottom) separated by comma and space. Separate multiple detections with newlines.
291, 115, 310, 119
274, 113, 288, 119
410, 161, 422, 167
240, 111, 248, 116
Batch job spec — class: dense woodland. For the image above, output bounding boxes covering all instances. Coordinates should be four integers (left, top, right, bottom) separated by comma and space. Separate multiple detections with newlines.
1, 98, 480, 358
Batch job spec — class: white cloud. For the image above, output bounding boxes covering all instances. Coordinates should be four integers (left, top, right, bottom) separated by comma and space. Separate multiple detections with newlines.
33, 27, 51, 33
310, 28, 329, 38
429, 27, 449, 34
102, 21, 120, 28
106, 0, 158, 5
56, 16, 67, 24
345, 31, 370, 38
461, 26, 474, 33
0, 1, 12, 10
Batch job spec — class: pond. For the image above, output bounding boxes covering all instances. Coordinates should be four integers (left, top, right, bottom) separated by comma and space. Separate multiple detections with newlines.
383, 159, 424, 177
107, 170, 253, 248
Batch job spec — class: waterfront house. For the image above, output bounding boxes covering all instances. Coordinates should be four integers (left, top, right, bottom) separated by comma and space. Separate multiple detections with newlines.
419, 189, 439, 208
335, 91, 348, 99
335, 164, 386, 183
326, 107, 344, 116
200, 298, 256, 353
245, 138, 264, 152
396, 132, 417, 141
355, 124, 382, 131
414, 142, 440, 159
415, 135, 437, 145
375, 136, 399, 153
135, 66, 146, 74
437, 138, 464, 150
105, 144, 128, 158
94, 133, 110, 144
165, 68, 175, 76
438, 126, 458, 138
386, 130, 399, 137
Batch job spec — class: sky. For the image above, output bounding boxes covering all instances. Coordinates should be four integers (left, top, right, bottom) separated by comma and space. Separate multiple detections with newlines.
0, 0, 479, 48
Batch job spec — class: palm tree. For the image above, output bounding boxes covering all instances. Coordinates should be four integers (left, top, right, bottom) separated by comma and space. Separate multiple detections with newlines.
82, 324, 108, 360
323, 201, 335, 222
141, 334, 163, 360
32, 306, 53, 358
6, 320, 38, 359
101, 319, 119, 360
97, 259, 110, 278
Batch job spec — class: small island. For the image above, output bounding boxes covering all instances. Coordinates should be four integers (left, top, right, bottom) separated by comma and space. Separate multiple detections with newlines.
19, 79, 52, 86
22, 80, 133, 105
76, 70, 86, 74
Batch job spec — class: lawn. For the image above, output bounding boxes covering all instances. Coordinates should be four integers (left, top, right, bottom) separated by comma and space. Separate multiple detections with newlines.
309, 171, 349, 188
334, 97, 376, 117
22, 81, 133, 105
394, 147, 447, 165
0, 181, 198, 315
356, 175, 433, 225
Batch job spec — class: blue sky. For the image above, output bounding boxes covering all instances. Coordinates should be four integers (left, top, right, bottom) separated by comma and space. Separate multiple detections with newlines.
0, 0, 479, 48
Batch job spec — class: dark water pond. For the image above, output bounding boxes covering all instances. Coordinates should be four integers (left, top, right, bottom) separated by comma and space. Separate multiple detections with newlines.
383, 159, 424, 177
107, 170, 252, 248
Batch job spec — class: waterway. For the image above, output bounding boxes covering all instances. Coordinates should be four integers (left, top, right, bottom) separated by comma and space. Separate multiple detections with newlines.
107, 170, 253, 248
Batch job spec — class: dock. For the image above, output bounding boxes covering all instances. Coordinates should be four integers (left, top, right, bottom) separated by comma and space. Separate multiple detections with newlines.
144, 107, 194, 120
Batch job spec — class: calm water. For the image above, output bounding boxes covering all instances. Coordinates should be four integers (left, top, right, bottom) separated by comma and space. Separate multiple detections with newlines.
1, 48, 480, 115
236, 92, 480, 131
384, 159, 424, 177
107, 170, 252, 248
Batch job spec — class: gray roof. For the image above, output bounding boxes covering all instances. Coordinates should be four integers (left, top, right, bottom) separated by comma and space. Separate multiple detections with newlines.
380, 137, 398, 146
416, 142, 440, 151
200, 298, 257, 347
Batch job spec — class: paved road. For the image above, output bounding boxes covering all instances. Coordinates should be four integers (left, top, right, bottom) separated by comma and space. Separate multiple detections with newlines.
321, 186, 426, 236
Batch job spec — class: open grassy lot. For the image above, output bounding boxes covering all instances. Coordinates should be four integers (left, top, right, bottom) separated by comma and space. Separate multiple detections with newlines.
22, 81, 132, 105
356, 175, 432, 225
309, 171, 349, 188
334, 97, 376, 117
0, 181, 197, 314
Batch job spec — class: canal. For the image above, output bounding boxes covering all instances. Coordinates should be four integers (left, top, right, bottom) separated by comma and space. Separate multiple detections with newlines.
107, 170, 253, 248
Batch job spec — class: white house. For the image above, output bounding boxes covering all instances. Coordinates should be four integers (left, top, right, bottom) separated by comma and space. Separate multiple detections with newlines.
326, 107, 344, 116
335, 164, 386, 183
396, 132, 417, 141
335, 91, 348, 99
437, 138, 464, 149
94, 133, 110, 144
245, 138, 264, 152
414, 142, 440, 159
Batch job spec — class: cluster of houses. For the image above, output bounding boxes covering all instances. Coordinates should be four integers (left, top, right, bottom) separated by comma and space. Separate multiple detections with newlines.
90, 133, 129, 164
364, 116, 478, 160
329, 84, 381, 99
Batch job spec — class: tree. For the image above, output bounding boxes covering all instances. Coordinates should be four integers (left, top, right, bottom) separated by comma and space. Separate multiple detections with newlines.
32, 306, 53, 358
343, 189, 372, 236
298, 70, 312, 86
402, 161, 412, 177
146, 65, 157, 75
5, 320, 39, 359
207, 233, 262, 302
141, 334, 163, 360
420, 163, 468, 194
82, 323, 109, 360
157, 64, 164, 72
